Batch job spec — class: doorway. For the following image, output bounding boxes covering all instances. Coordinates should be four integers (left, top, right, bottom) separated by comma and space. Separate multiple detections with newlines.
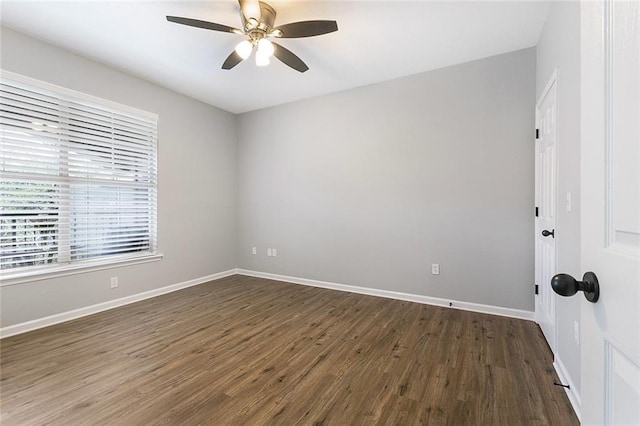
535, 71, 558, 354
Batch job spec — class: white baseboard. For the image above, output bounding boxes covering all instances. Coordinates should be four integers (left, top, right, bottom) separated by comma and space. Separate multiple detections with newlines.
1, 268, 535, 339
553, 357, 582, 422
237, 269, 535, 322
0, 269, 237, 339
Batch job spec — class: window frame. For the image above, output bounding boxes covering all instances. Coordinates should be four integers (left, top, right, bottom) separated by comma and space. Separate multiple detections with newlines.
0, 70, 161, 286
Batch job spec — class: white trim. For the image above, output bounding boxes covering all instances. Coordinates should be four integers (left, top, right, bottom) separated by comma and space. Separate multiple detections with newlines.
536, 68, 559, 110
1, 268, 536, 339
554, 356, 582, 422
0, 269, 237, 339
0, 253, 164, 286
237, 269, 535, 321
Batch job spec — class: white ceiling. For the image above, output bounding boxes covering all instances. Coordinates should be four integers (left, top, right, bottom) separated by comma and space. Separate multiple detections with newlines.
0, 1, 551, 114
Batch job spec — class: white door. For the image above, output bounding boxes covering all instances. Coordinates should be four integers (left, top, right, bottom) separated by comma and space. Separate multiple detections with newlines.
535, 75, 558, 353
580, 1, 640, 424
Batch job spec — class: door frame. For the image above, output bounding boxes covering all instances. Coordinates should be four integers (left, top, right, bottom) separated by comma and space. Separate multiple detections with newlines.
534, 69, 559, 354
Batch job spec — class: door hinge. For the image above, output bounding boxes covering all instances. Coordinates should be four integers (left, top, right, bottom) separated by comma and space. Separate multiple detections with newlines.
535, 284, 539, 295
536, 128, 540, 139
535, 206, 539, 217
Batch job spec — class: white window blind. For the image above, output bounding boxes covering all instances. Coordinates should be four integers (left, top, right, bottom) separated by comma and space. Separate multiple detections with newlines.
0, 72, 158, 276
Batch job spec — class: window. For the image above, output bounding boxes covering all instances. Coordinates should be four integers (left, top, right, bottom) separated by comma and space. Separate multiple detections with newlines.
1, 71, 158, 280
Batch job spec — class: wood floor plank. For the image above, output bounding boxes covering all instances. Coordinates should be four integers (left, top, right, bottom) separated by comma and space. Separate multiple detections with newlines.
0, 275, 578, 425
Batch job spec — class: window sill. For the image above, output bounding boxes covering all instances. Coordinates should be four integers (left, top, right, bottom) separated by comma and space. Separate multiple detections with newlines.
0, 253, 164, 287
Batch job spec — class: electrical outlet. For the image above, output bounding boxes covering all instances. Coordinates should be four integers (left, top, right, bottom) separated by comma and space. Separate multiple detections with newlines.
574, 321, 580, 346
110, 276, 119, 289
431, 264, 440, 275
252, 247, 257, 255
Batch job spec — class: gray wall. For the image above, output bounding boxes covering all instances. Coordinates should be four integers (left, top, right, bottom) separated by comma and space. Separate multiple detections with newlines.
0, 27, 238, 327
0, 28, 538, 328
237, 48, 536, 311
536, 2, 582, 395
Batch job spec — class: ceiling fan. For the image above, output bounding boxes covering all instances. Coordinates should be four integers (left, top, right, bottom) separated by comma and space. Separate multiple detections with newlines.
166, 0, 338, 73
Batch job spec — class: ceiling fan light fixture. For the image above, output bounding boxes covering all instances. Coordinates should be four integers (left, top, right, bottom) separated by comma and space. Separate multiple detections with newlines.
235, 40, 253, 60
256, 38, 275, 58
255, 53, 270, 67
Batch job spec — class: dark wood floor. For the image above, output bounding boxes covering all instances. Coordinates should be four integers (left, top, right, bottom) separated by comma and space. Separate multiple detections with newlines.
0, 275, 578, 425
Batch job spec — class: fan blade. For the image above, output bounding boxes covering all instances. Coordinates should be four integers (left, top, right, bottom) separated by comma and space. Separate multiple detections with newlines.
222, 51, 244, 70
238, 0, 261, 22
166, 16, 242, 34
273, 20, 338, 38
272, 43, 309, 73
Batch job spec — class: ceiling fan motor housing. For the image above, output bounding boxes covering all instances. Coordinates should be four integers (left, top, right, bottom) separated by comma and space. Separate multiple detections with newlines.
242, 1, 277, 33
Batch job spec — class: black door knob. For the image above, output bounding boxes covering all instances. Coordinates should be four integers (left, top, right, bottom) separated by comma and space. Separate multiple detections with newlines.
551, 272, 600, 303
542, 229, 555, 238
